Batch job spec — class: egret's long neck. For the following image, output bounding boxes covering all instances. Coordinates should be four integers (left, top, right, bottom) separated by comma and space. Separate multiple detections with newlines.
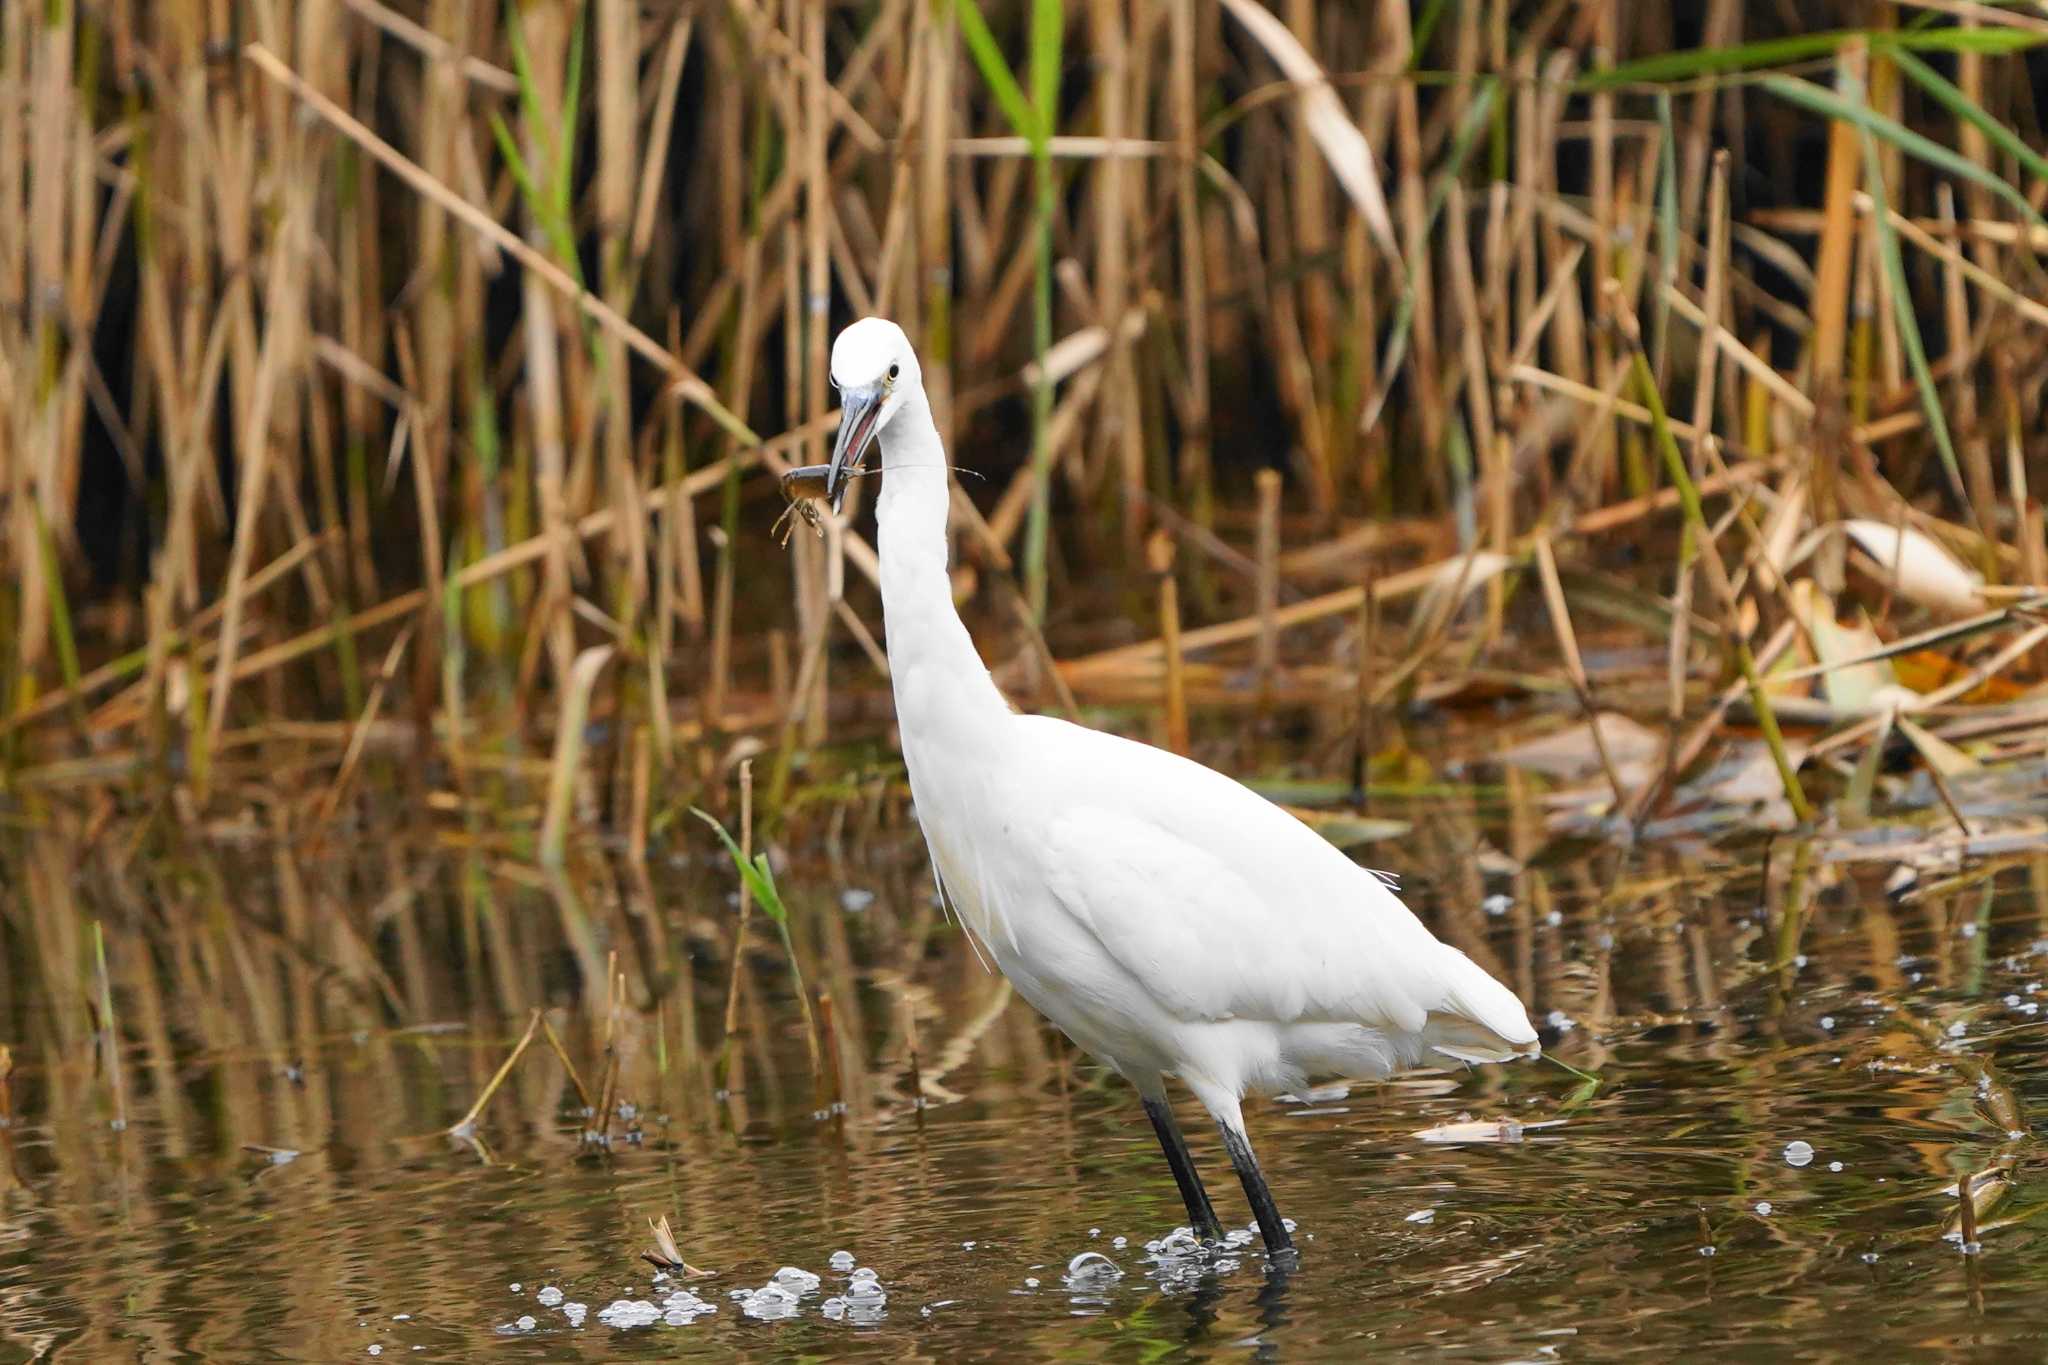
873, 388, 1011, 747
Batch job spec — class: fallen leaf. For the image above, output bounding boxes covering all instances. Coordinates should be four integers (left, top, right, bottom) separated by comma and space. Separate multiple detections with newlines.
1410, 550, 1515, 632
1500, 713, 1661, 783
1790, 580, 1897, 712
1841, 519, 1985, 615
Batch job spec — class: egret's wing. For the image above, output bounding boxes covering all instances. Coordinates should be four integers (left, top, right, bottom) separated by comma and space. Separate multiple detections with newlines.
1024, 716, 1535, 1058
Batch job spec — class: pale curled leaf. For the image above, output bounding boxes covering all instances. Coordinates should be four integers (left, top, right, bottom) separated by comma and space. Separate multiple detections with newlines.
1840, 520, 1985, 615
1218, 0, 1400, 264
1410, 550, 1514, 631
1790, 580, 1897, 713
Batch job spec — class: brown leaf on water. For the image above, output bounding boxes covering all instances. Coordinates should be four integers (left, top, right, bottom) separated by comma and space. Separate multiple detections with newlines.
1499, 714, 1661, 785
1891, 649, 2031, 705
642, 1215, 711, 1277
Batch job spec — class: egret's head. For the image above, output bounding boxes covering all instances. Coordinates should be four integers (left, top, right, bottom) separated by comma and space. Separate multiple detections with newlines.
825, 317, 920, 511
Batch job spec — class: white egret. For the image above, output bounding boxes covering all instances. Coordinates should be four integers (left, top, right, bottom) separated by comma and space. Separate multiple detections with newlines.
811, 317, 1539, 1257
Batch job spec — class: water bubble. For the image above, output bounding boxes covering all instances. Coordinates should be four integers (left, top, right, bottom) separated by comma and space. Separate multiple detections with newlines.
828, 1250, 856, 1271
1482, 893, 1513, 917
840, 888, 876, 912
961, 1240, 976, 1250
514, 1315, 537, 1332
1861, 1252, 1881, 1264
368, 1349, 383, 1357
1087, 1227, 1100, 1238
1754, 1201, 1774, 1216
740, 1284, 801, 1321
536, 1286, 563, 1308
1948, 1021, 1968, 1038
1111, 1236, 1128, 1249
1960, 922, 1978, 939
1544, 910, 1563, 928
508, 1283, 522, 1293
772, 1267, 821, 1294
1023, 1277, 1039, 1288
1958, 1240, 1983, 1256
597, 1299, 662, 1329
562, 1302, 587, 1328
1699, 1245, 1716, 1257
822, 1297, 846, 1320
1064, 1251, 1123, 1288
1820, 1016, 1836, 1030
849, 1267, 879, 1285
1784, 1140, 1815, 1167
1829, 1161, 1844, 1173
1156, 1227, 1202, 1256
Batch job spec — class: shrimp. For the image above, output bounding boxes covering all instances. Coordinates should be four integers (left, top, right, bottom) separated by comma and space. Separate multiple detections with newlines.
772, 463, 834, 546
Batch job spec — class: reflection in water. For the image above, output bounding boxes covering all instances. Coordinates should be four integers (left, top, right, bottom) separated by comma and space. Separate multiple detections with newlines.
1, 798, 2047, 1359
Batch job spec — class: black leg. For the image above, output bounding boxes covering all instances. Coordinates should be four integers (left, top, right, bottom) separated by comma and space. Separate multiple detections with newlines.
1218, 1120, 1295, 1259
1143, 1094, 1225, 1243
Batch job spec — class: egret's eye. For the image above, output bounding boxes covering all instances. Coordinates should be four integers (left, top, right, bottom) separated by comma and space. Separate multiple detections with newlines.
887, 363, 900, 381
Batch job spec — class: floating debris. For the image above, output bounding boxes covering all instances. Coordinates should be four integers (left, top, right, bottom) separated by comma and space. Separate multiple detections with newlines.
1406, 1208, 1436, 1224
640, 1215, 710, 1277
1412, 1117, 1565, 1143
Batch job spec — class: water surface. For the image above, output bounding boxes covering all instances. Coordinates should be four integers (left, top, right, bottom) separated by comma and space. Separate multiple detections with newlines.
3, 816, 2046, 1361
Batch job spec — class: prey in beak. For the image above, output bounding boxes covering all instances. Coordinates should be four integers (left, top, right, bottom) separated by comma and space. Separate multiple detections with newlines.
825, 381, 885, 513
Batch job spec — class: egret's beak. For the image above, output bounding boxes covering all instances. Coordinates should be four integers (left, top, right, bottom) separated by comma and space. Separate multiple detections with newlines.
826, 383, 885, 512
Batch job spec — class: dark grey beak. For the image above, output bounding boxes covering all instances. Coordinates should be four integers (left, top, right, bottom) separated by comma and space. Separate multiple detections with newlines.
826, 384, 884, 513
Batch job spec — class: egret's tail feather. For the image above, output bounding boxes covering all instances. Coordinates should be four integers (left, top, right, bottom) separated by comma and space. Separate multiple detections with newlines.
1422, 946, 1541, 1065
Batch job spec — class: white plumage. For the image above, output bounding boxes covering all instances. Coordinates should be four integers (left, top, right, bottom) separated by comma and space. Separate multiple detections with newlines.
820, 317, 1538, 1256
